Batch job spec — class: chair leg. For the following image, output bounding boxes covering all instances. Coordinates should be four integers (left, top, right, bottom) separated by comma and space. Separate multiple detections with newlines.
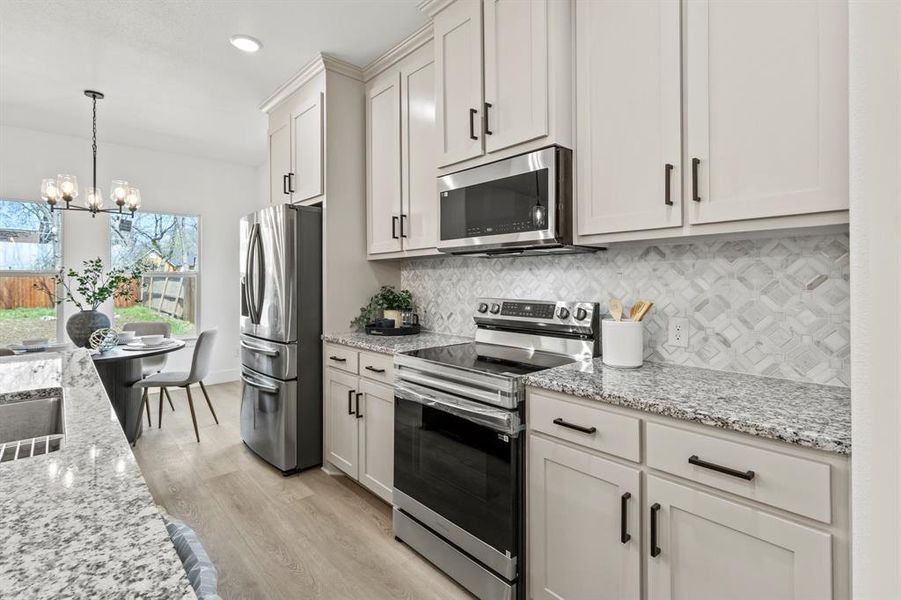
158, 388, 165, 429
164, 387, 175, 411
198, 381, 219, 425
145, 387, 152, 427
185, 385, 200, 443
133, 388, 148, 447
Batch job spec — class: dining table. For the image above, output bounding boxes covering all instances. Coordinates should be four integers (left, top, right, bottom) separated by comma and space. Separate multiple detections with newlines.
91, 340, 187, 443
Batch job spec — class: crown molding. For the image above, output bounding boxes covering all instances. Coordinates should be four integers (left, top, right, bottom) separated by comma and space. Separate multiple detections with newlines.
362, 23, 434, 81
259, 53, 364, 113
418, 0, 456, 18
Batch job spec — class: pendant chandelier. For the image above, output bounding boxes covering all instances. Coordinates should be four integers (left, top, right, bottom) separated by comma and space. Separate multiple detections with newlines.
40, 90, 141, 217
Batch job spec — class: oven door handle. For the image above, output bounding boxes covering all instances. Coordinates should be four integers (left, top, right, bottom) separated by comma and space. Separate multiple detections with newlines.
395, 381, 521, 436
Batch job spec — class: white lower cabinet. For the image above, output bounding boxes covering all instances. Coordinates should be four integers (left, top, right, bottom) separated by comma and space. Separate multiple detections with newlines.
324, 346, 394, 504
646, 475, 832, 600
529, 435, 641, 600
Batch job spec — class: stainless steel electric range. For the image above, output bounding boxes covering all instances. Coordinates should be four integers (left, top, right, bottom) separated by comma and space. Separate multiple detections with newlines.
392, 298, 601, 600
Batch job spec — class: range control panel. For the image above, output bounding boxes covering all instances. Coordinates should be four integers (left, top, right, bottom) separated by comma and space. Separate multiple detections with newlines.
501, 301, 555, 319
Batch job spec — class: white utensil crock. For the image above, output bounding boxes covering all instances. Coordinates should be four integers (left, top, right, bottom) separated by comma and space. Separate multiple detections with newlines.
602, 318, 644, 368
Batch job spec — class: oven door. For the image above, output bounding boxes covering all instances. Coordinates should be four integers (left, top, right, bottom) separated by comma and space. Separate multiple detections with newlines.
437, 145, 568, 254
393, 380, 522, 580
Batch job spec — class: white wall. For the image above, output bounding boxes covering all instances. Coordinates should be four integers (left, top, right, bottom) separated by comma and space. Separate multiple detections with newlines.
849, 1, 901, 597
0, 124, 263, 383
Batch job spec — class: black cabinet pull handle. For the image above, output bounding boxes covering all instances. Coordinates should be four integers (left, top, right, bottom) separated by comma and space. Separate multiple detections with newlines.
355, 392, 363, 419
688, 455, 755, 481
329, 356, 347, 363
365, 365, 386, 374
400, 214, 407, 238
552, 417, 597, 435
621, 492, 631, 544
650, 502, 661, 557
664, 163, 674, 206
282, 174, 289, 195
392, 216, 399, 240
347, 389, 355, 415
469, 108, 478, 140
484, 102, 493, 135
288, 172, 295, 193
691, 158, 701, 202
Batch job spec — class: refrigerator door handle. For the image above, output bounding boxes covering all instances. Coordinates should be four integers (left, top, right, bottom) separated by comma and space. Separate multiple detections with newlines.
241, 341, 279, 357
253, 223, 265, 324
245, 223, 258, 324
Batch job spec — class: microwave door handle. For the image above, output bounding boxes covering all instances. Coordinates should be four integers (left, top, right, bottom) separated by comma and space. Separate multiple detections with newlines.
395, 382, 520, 435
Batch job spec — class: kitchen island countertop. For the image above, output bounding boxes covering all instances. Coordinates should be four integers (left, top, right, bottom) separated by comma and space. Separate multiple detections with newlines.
0, 350, 195, 599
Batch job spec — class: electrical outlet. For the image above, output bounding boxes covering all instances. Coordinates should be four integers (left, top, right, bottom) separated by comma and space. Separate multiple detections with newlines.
668, 317, 690, 348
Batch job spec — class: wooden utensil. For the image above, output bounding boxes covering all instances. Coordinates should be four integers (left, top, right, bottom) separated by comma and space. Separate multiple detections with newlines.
634, 301, 654, 322
608, 298, 624, 322
629, 301, 644, 320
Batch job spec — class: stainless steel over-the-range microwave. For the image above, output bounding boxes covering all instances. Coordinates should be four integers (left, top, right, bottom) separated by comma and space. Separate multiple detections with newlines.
437, 145, 576, 256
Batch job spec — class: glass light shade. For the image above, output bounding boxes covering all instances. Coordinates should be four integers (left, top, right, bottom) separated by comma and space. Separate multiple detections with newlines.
125, 187, 141, 211
41, 178, 59, 205
110, 180, 129, 205
85, 187, 103, 210
56, 174, 78, 201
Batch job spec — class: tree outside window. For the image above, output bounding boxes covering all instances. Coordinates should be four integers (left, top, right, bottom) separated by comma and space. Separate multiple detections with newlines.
110, 212, 199, 336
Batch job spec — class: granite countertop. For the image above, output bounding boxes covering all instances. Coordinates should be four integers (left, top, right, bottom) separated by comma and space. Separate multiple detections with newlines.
524, 359, 851, 455
323, 331, 471, 354
0, 350, 195, 599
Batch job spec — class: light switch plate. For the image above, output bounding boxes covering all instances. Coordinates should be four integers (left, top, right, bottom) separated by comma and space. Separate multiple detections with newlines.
668, 317, 689, 348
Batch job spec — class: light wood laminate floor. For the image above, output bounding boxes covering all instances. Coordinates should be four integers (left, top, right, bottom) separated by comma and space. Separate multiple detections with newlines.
133, 381, 472, 600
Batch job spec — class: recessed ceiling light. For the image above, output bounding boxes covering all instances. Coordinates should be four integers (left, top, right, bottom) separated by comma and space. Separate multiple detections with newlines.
229, 34, 262, 53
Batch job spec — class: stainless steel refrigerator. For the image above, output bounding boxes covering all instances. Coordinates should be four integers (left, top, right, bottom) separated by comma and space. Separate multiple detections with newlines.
239, 204, 322, 473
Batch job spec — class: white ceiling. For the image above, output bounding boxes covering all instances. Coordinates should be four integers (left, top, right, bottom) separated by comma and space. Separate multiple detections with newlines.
0, 0, 428, 167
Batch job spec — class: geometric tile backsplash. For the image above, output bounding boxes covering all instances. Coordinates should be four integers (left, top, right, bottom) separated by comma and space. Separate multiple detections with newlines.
401, 232, 850, 387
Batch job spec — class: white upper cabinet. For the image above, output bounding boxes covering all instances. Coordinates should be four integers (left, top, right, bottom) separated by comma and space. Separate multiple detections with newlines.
290, 92, 324, 202
366, 72, 403, 255
647, 475, 832, 600
268, 118, 291, 204
400, 47, 439, 251
576, 0, 682, 236
685, 0, 848, 224
483, 0, 548, 154
433, 0, 484, 167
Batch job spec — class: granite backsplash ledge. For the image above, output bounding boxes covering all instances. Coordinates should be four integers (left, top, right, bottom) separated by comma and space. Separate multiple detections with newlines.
401, 232, 850, 386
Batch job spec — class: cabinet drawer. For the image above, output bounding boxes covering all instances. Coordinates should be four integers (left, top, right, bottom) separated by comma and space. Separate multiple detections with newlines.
324, 344, 358, 374
529, 391, 641, 462
646, 422, 832, 523
359, 351, 393, 384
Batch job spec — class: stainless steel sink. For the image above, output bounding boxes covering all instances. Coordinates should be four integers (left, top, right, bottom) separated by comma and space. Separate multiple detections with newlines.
0, 389, 65, 462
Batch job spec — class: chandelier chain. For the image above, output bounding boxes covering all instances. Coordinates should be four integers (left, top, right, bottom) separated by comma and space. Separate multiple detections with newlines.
91, 96, 97, 191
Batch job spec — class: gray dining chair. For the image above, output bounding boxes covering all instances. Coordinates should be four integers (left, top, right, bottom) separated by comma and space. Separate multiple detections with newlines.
0, 348, 15, 357
134, 329, 218, 443
124, 322, 175, 411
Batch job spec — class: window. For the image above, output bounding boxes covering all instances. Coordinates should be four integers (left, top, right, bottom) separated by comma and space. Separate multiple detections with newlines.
110, 212, 199, 336
0, 199, 62, 345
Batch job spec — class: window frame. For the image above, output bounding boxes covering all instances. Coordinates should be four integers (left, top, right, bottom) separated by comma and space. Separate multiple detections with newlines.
109, 210, 201, 339
0, 197, 64, 343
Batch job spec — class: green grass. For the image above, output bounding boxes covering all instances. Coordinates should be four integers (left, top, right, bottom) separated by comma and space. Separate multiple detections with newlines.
114, 305, 195, 336
0, 307, 55, 320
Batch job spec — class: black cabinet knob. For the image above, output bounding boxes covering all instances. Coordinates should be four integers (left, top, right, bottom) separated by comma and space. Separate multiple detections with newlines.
557, 307, 570, 319
490, 303, 501, 314
477, 302, 489, 313
574, 307, 589, 321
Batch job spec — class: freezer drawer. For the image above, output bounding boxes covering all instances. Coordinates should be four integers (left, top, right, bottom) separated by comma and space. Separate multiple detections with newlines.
240, 368, 297, 472
240, 335, 296, 380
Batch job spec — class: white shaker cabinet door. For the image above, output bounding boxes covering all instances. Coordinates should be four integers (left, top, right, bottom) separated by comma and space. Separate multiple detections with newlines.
685, 0, 848, 224
325, 368, 359, 480
646, 475, 832, 600
357, 379, 394, 504
434, 0, 484, 167
366, 72, 403, 255
483, 0, 548, 154
268, 118, 291, 205
576, 0, 682, 236
290, 93, 324, 202
529, 435, 641, 600
401, 45, 438, 251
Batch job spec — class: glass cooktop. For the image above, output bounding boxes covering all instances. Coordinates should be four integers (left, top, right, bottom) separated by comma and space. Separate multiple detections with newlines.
402, 342, 576, 378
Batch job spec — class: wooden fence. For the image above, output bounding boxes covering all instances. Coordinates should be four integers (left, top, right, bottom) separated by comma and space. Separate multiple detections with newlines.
0, 276, 54, 309
116, 275, 195, 321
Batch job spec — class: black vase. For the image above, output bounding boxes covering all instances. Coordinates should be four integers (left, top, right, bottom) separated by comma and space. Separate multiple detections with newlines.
66, 310, 111, 347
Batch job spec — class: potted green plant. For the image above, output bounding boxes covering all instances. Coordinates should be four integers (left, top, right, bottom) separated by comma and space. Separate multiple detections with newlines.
351, 286, 415, 330
36, 257, 146, 347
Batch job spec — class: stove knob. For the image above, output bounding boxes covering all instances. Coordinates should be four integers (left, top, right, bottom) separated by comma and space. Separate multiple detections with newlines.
556, 307, 570, 319
490, 303, 501, 314
477, 302, 489, 313
574, 307, 589, 321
